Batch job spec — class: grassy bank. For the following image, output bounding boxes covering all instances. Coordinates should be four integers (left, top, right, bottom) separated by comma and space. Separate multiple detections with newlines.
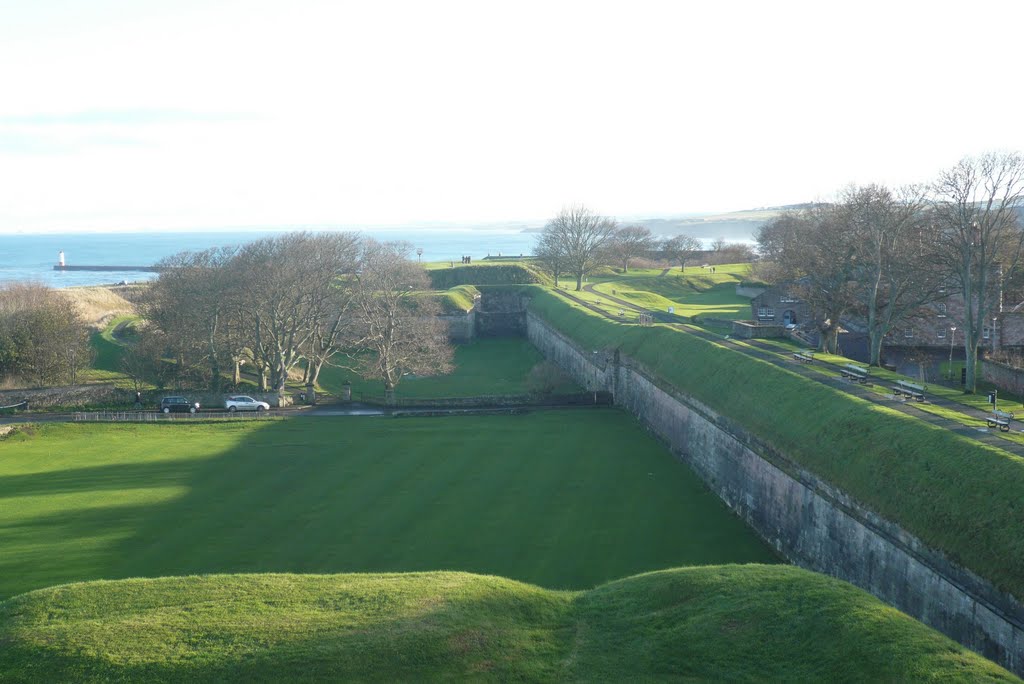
528, 287, 1024, 600
0, 412, 775, 600
0, 566, 1013, 682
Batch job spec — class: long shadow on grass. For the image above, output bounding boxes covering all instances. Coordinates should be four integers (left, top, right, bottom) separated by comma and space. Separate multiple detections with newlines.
4, 412, 779, 599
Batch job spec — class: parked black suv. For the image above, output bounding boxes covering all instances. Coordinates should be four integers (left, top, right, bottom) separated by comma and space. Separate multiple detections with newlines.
160, 396, 200, 414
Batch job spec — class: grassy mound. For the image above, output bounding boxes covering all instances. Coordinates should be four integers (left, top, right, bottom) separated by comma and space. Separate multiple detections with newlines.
528, 288, 1024, 600
0, 566, 1013, 682
428, 263, 552, 288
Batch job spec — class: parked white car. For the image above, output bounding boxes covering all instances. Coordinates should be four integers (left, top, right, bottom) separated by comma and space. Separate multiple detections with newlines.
224, 395, 270, 412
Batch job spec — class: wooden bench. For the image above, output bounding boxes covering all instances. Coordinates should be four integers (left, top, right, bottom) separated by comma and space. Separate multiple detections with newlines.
892, 380, 926, 402
792, 351, 814, 364
987, 409, 1014, 432
840, 364, 869, 383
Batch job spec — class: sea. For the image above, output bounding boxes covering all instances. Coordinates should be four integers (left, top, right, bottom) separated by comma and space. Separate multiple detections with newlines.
0, 229, 541, 288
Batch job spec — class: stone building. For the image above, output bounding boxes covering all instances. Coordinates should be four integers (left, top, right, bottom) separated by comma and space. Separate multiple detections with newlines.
749, 280, 1024, 353
748, 279, 814, 328
883, 286, 1022, 352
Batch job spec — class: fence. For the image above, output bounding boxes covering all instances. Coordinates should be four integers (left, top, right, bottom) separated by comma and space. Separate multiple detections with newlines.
0, 401, 29, 415
351, 392, 614, 408
73, 411, 276, 422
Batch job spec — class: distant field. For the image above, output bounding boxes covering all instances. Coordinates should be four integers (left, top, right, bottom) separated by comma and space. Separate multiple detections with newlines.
0, 411, 777, 600
317, 337, 578, 399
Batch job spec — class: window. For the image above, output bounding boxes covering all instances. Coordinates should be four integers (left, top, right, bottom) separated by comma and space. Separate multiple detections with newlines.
904, 328, 914, 338
983, 327, 990, 340
757, 306, 775, 320
937, 328, 946, 339
937, 303, 947, 317
780, 296, 799, 303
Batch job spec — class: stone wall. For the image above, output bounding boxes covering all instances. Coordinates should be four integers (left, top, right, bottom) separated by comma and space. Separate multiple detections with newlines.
983, 358, 1024, 397
0, 384, 120, 408
476, 290, 530, 337
731, 320, 786, 339
439, 310, 476, 342
527, 310, 1024, 675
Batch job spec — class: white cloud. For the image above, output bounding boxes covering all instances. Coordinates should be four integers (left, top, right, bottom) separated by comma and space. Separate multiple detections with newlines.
1, 0, 1023, 231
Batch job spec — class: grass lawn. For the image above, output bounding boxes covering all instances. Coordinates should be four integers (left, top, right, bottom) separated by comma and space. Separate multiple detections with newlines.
1, 566, 1013, 682
79, 315, 137, 386
317, 337, 579, 399
0, 410, 777, 601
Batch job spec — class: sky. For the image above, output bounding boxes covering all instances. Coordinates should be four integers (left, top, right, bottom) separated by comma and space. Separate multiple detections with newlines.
1, 0, 1023, 233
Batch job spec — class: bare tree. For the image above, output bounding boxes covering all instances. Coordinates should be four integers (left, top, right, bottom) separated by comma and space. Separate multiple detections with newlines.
757, 206, 860, 353
534, 228, 567, 287
144, 247, 239, 390
347, 240, 454, 403
661, 234, 702, 272
607, 225, 654, 273
542, 206, 618, 290
838, 184, 944, 366
932, 152, 1024, 392
119, 326, 174, 392
304, 276, 358, 388
231, 232, 360, 393
0, 284, 92, 387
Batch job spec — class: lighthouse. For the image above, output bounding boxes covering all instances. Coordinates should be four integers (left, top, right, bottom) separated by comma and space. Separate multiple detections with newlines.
58, 251, 65, 269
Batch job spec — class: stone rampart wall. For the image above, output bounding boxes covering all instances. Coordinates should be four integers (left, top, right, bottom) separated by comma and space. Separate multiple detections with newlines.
527, 310, 1024, 675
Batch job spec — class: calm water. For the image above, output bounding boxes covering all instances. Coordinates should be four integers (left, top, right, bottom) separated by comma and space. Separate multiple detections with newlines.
0, 229, 539, 288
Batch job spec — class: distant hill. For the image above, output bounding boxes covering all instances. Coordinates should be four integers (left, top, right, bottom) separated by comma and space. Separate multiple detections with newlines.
518, 205, 813, 243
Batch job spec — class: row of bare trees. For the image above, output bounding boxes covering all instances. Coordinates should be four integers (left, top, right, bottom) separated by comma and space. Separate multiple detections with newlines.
132, 232, 452, 398
756, 152, 1024, 392
533, 205, 725, 290
0, 283, 93, 387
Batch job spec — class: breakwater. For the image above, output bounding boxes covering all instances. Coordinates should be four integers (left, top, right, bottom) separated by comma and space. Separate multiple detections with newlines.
53, 265, 161, 272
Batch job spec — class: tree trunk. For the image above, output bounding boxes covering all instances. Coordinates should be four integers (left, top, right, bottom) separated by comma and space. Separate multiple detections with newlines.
965, 336, 980, 393
868, 330, 885, 368
575, 274, 583, 291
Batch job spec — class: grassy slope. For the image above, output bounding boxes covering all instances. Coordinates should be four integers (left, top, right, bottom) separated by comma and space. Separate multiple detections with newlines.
317, 337, 578, 399
0, 413, 776, 601
528, 287, 1024, 600
0, 567, 1014, 682
593, 267, 751, 320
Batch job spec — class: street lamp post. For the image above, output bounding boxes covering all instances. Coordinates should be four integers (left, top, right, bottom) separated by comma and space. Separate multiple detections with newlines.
416, 247, 423, 262
949, 326, 957, 382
